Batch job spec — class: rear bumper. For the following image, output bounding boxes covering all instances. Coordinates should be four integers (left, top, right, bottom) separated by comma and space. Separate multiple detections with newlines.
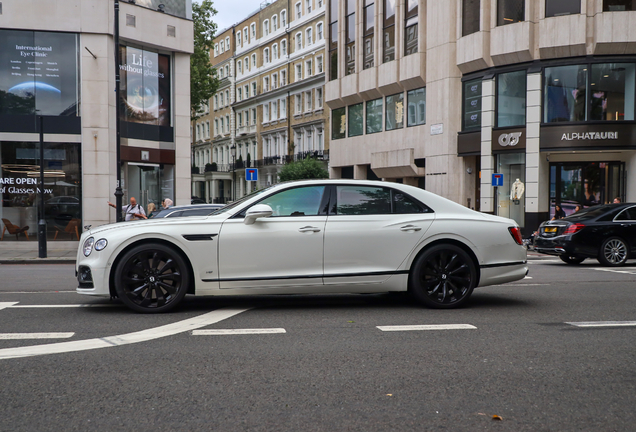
534, 236, 595, 258
478, 263, 528, 288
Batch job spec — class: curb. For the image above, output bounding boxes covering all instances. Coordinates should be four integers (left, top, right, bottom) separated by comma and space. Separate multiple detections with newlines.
0, 259, 76, 265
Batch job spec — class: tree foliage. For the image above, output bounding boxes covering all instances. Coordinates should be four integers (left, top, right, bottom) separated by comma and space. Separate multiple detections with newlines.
278, 158, 329, 182
191, 0, 220, 119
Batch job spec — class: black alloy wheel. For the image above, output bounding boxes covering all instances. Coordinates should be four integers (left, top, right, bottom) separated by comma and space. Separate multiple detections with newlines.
559, 255, 586, 265
598, 237, 629, 267
114, 243, 190, 313
410, 244, 477, 309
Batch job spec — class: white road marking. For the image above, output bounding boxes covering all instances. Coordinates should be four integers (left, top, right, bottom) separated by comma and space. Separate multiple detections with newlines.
0, 333, 74, 340
524, 276, 533, 279
0, 302, 19, 311
193, 328, 286, 336
10, 304, 119, 308
0, 291, 76, 294
566, 321, 636, 328
588, 267, 636, 275
0, 307, 250, 360
377, 324, 477, 332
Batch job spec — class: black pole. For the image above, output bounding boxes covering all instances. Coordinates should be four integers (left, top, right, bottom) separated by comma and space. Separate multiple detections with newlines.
232, 155, 236, 202
38, 116, 47, 258
114, 0, 124, 221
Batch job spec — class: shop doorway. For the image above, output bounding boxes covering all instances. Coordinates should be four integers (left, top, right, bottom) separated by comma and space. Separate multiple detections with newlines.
496, 153, 526, 228
126, 163, 174, 211
549, 161, 625, 218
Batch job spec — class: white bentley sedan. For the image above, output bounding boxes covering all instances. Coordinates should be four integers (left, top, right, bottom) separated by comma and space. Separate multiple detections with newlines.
76, 180, 528, 313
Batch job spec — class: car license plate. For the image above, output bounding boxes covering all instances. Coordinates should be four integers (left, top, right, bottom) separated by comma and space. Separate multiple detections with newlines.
544, 227, 557, 233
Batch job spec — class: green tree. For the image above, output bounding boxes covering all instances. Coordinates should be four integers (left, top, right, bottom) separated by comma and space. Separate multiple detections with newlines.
278, 158, 329, 182
191, 0, 220, 120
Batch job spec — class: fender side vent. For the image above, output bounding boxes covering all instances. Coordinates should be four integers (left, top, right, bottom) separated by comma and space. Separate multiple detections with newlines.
182, 234, 218, 241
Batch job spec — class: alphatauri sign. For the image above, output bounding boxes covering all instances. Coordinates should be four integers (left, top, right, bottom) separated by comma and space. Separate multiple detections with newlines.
541, 124, 636, 150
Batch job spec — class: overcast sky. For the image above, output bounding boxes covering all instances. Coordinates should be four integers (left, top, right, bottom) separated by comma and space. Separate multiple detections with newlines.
203, 0, 266, 33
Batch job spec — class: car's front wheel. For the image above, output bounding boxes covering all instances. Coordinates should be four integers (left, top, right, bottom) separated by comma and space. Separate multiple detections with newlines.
598, 237, 629, 267
114, 243, 190, 313
559, 255, 586, 265
409, 244, 477, 309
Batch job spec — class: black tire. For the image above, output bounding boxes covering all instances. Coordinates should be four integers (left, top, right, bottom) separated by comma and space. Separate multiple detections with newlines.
597, 237, 629, 267
409, 244, 477, 309
559, 255, 586, 265
114, 243, 190, 313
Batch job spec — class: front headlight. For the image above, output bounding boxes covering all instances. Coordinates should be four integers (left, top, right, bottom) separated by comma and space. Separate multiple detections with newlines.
83, 237, 94, 257
94, 238, 108, 251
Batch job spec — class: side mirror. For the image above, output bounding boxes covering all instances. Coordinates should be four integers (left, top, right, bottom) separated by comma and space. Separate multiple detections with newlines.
244, 204, 273, 225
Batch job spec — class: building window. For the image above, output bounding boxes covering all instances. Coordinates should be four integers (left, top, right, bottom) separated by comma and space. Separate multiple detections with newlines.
214, 95, 218, 109
243, 27, 248, 43
497, 70, 526, 127
306, 0, 312, 13
273, 73, 278, 88
225, 64, 230, 77
244, 110, 249, 124
237, 32, 242, 47
306, 59, 313, 76
404, 0, 418, 55
281, 70, 287, 85
207, 121, 210, 137
252, 53, 257, 67
544, 65, 587, 122
296, 94, 302, 114
252, 81, 257, 96
316, 87, 323, 108
462, 0, 480, 36
296, 32, 303, 51
220, 93, 224, 106
264, 48, 270, 63
225, 89, 229, 104
238, 112, 243, 126
252, 108, 257, 124
196, 124, 200, 140
603, 0, 636, 11
225, 37, 230, 50
244, 84, 249, 98
348, 103, 363, 136
591, 63, 635, 121
251, 23, 256, 39
463, 79, 482, 131
214, 43, 219, 56
317, 56, 324, 73
296, 2, 302, 18
281, 39, 287, 56
306, 91, 313, 111
281, 10, 287, 27
264, 20, 270, 36
220, 41, 225, 53
264, 104, 270, 122
264, 76, 270, 92
363, 0, 375, 69
498, 0, 525, 26
273, 15, 278, 31
238, 88, 243, 101
407, 87, 426, 127
345, 0, 356, 75
244, 57, 249, 71
307, 27, 313, 45
237, 61, 242, 74
332, 107, 346, 139
215, 119, 219, 135
317, 22, 324, 40
546, 0, 580, 17
366, 98, 383, 133
220, 118, 224, 134
385, 93, 404, 130
383, 0, 396, 62
272, 101, 278, 119
296, 63, 303, 80
329, 0, 338, 80
273, 44, 279, 59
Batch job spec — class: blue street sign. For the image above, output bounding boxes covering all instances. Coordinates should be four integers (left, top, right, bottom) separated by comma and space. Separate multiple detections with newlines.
492, 173, 504, 187
246, 168, 258, 182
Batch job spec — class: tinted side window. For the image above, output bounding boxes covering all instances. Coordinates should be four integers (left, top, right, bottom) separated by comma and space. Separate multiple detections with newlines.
182, 209, 215, 216
259, 186, 326, 217
336, 186, 391, 215
616, 207, 636, 221
166, 211, 184, 218
393, 190, 430, 213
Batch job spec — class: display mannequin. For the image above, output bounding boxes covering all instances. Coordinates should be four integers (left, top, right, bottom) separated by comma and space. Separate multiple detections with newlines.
510, 178, 525, 202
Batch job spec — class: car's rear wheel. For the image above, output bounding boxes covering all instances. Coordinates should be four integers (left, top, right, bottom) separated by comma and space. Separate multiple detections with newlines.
409, 244, 477, 309
559, 255, 586, 265
114, 243, 190, 313
598, 237, 629, 267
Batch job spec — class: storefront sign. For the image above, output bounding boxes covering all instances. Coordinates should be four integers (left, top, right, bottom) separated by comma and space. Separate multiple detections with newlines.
431, 123, 443, 135
492, 128, 526, 152
498, 132, 523, 147
541, 124, 636, 150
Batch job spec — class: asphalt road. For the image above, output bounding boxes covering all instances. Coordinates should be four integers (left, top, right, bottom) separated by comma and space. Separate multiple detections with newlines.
0, 258, 635, 431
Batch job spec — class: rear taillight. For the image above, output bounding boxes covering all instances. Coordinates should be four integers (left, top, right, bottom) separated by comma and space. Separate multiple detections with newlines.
508, 227, 523, 245
563, 223, 585, 235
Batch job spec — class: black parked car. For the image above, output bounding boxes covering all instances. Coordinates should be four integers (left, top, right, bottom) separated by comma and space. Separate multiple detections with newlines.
149, 204, 225, 219
534, 203, 636, 266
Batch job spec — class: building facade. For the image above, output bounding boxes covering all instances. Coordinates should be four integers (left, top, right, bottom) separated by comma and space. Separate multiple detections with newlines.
0, 0, 193, 243
327, 0, 636, 236
192, 0, 329, 203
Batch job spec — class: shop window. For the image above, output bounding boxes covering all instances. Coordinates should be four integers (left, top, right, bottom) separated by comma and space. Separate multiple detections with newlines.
496, 153, 525, 227
590, 63, 635, 121
463, 79, 482, 131
383, 0, 396, 62
603, 0, 635, 11
544, 65, 587, 123
366, 98, 383, 133
497, 0, 524, 26
363, 0, 375, 69
348, 103, 363, 136
497, 70, 526, 127
332, 107, 346, 139
346, 0, 356, 75
404, 0, 418, 56
329, 0, 339, 80
385, 93, 404, 131
462, 0, 480, 36
546, 0, 580, 17
407, 88, 426, 127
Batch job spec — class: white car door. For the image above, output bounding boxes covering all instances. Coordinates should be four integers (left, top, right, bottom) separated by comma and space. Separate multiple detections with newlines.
217, 185, 328, 289
323, 185, 435, 285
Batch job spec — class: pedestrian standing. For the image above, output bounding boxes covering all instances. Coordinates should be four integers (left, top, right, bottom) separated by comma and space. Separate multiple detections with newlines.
108, 197, 147, 221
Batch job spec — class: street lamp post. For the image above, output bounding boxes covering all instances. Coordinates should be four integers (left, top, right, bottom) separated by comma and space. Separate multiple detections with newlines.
113, 0, 124, 221
230, 144, 236, 202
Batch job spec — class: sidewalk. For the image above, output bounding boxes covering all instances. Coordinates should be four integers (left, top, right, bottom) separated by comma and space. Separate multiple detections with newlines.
0, 241, 78, 264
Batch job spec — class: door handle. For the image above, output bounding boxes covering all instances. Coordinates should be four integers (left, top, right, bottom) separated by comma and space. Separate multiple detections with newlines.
299, 226, 321, 233
400, 225, 422, 232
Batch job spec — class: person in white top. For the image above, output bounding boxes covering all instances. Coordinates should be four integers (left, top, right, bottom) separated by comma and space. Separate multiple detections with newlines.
108, 197, 147, 221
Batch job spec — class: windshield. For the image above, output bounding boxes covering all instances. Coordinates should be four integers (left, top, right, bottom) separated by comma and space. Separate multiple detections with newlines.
209, 187, 274, 215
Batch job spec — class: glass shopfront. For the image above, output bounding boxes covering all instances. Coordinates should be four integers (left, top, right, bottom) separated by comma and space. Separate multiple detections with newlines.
496, 153, 526, 227
124, 163, 174, 212
0, 141, 81, 241
549, 161, 625, 218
